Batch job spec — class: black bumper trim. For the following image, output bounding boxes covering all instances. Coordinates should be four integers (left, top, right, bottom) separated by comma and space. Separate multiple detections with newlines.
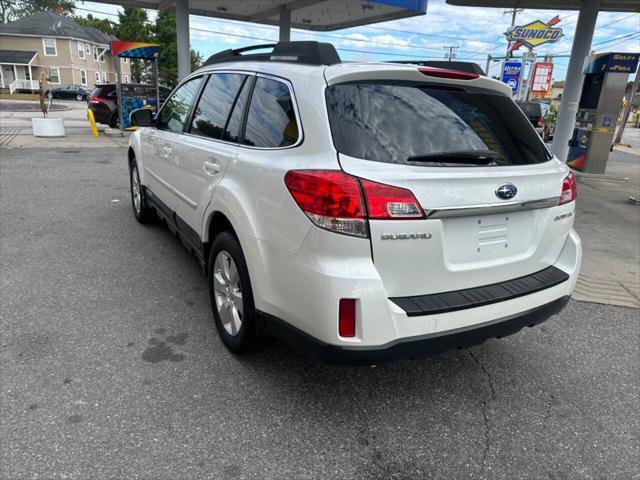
390, 266, 569, 317
257, 295, 570, 366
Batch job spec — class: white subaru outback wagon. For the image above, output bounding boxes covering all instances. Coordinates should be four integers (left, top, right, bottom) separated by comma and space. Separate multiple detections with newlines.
127, 41, 581, 364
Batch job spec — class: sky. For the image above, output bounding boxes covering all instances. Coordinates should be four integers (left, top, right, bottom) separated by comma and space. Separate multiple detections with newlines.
78, 0, 640, 82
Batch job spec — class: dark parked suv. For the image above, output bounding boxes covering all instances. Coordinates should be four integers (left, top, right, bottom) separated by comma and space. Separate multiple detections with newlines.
46, 84, 90, 101
88, 83, 171, 127
516, 101, 550, 135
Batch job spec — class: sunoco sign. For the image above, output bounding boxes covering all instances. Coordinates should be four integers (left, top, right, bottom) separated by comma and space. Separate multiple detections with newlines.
504, 20, 563, 49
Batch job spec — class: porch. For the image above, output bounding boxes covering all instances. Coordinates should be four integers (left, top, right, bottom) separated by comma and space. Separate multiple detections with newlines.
0, 50, 39, 94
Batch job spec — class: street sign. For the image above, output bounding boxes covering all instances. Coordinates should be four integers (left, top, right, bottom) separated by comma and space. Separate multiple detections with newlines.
501, 61, 522, 94
504, 20, 563, 50
531, 62, 554, 92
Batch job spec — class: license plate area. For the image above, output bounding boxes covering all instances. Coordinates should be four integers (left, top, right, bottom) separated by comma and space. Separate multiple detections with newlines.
443, 211, 533, 264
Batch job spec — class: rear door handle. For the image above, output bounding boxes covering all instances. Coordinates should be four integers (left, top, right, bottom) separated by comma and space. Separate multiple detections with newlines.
203, 160, 221, 175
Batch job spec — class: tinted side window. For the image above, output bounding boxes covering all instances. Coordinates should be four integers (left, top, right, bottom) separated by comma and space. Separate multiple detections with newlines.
243, 77, 298, 148
157, 76, 203, 133
190, 73, 246, 140
223, 78, 252, 143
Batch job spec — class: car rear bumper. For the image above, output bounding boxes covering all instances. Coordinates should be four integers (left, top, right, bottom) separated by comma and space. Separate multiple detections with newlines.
259, 295, 570, 365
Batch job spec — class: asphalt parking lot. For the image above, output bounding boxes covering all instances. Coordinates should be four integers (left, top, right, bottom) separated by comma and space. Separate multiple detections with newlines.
1, 147, 638, 480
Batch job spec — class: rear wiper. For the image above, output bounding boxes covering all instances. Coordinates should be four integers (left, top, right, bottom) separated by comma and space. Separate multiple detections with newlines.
407, 150, 500, 165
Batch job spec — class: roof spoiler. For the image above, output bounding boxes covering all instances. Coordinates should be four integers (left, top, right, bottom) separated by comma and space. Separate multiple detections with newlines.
204, 41, 341, 67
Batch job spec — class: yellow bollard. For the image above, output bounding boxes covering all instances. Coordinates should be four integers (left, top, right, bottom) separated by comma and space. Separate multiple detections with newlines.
86, 108, 99, 137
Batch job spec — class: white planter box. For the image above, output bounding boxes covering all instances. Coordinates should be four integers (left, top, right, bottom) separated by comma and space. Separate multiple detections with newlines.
32, 117, 65, 137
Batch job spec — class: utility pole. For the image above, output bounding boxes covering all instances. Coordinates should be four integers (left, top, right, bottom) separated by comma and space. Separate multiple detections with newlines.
504, 8, 524, 58
443, 46, 459, 61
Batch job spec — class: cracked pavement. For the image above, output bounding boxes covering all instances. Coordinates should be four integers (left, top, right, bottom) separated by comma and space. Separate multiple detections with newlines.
1, 147, 639, 479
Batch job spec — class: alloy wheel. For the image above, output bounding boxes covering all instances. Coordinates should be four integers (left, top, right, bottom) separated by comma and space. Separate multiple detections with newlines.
213, 251, 243, 336
131, 166, 141, 213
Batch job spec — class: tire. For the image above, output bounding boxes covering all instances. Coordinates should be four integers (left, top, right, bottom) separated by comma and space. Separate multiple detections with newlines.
110, 113, 120, 128
129, 159, 153, 223
76, 94, 83, 101
208, 232, 257, 354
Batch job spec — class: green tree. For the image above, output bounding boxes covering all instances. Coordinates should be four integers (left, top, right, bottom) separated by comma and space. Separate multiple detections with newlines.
191, 49, 203, 71
114, 8, 150, 82
0, 0, 16, 23
152, 11, 203, 87
152, 10, 178, 87
74, 13, 116, 36
12, 0, 75, 18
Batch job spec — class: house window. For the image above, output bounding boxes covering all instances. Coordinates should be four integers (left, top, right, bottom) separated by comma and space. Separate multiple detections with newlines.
85, 44, 91, 55
93, 47, 98, 61
43, 38, 57, 56
102, 72, 107, 83
80, 70, 87, 85
48, 67, 60, 84
124, 75, 129, 83
78, 42, 85, 59
95, 72, 101, 82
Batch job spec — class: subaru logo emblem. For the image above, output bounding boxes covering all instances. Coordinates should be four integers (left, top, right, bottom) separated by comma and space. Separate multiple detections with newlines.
495, 183, 517, 200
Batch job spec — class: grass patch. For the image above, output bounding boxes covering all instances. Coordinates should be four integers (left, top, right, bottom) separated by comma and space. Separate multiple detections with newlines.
0, 92, 40, 101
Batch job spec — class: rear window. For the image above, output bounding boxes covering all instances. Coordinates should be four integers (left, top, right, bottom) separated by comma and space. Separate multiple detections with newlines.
326, 82, 551, 166
243, 77, 299, 148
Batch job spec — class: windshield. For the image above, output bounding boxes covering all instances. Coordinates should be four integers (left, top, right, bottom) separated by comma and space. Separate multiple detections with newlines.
325, 82, 551, 166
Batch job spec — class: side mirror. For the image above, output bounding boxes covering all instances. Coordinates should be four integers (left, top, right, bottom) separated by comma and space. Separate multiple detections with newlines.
130, 108, 154, 127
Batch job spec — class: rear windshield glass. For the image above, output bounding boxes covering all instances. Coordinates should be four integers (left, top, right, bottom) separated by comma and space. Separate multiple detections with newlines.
325, 82, 551, 166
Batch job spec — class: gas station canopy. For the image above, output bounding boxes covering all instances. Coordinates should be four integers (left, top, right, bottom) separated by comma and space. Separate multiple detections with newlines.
97, 0, 429, 31
96, 0, 428, 86
446, 0, 638, 11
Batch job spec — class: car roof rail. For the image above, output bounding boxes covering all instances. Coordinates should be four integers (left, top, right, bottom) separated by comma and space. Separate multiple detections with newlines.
203, 41, 341, 67
388, 60, 485, 76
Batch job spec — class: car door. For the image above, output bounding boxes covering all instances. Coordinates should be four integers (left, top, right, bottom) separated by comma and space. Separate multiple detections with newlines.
167, 72, 251, 239
139, 75, 204, 216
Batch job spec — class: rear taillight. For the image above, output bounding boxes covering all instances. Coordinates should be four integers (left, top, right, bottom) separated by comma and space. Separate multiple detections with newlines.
360, 179, 425, 220
418, 67, 480, 80
559, 172, 577, 205
338, 299, 356, 338
284, 170, 426, 238
89, 96, 105, 103
537, 115, 543, 127
284, 170, 367, 238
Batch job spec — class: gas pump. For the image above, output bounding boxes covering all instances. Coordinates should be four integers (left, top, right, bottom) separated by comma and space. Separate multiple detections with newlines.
568, 52, 639, 173
110, 41, 161, 131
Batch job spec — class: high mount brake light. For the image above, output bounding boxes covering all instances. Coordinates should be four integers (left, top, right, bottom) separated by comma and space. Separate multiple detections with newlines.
559, 172, 577, 205
418, 67, 480, 80
284, 170, 425, 238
